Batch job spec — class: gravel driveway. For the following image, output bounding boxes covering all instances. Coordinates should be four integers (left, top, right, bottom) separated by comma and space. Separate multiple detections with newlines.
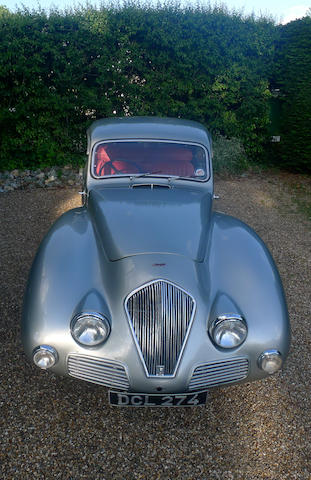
0, 173, 310, 480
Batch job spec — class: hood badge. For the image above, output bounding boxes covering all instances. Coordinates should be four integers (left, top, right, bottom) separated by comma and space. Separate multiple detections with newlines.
156, 365, 165, 376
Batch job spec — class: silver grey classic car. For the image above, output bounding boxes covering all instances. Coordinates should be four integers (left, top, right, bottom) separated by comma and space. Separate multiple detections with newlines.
22, 117, 290, 407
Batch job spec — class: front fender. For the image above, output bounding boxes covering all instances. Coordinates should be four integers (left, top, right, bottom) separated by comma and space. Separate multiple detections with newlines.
205, 212, 290, 364
21, 207, 111, 372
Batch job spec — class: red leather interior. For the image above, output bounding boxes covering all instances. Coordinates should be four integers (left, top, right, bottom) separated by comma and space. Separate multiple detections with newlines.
94, 144, 194, 177
94, 146, 111, 176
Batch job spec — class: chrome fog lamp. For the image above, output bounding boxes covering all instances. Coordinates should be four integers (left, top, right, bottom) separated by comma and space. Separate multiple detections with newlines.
33, 345, 58, 369
210, 315, 247, 349
71, 312, 110, 346
258, 350, 283, 374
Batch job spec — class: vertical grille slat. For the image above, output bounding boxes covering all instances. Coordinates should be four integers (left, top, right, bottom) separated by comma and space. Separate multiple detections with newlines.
126, 280, 195, 376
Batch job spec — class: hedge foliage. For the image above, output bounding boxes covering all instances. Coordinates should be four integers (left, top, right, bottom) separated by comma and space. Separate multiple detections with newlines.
0, 4, 310, 172
272, 17, 311, 172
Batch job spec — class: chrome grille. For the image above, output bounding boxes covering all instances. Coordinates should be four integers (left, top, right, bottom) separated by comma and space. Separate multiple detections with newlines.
189, 357, 249, 390
126, 280, 195, 376
67, 354, 130, 390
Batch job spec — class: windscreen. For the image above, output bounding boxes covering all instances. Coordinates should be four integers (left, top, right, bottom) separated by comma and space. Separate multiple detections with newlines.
92, 141, 208, 180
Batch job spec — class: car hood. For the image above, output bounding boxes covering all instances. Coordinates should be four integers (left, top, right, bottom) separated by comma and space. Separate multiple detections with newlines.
88, 186, 212, 262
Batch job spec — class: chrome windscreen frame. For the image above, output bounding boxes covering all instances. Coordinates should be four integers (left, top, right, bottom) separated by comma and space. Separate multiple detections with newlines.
90, 139, 211, 182
124, 279, 197, 378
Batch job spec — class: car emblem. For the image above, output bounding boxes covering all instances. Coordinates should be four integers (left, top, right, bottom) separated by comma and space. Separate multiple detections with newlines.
156, 365, 165, 376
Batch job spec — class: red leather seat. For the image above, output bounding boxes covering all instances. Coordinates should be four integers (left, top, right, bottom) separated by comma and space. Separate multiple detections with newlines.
155, 161, 194, 177
94, 146, 111, 176
152, 149, 194, 177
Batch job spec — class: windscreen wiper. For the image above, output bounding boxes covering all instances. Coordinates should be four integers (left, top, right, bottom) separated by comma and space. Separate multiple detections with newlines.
129, 172, 163, 179
129, 173, 186, 182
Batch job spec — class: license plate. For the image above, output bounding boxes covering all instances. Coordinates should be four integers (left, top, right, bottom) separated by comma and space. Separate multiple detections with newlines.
109, 390, 207, 407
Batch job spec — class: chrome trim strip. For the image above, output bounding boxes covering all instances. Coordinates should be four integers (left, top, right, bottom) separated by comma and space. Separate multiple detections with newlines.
67, 354, 130, 390
91, 139, 210, 182
125, 279, 196, 378
189, 357, 249, 390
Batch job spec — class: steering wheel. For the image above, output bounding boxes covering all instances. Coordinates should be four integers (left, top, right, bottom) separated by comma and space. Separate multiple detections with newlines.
109, 158, 143, 174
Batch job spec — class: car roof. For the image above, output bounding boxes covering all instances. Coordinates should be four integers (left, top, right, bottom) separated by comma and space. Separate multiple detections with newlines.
86, 117, 212, 154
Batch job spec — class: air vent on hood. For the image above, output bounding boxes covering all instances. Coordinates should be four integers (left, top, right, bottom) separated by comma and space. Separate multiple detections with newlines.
131, 184, 171, 189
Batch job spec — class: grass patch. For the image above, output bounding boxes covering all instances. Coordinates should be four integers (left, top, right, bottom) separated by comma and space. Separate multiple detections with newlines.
287, 178, 311, 221
271, 171, 311, 223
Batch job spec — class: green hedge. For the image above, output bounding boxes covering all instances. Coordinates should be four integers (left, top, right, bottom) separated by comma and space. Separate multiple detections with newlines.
1, 4, 309, 172
271, 17, 311, 172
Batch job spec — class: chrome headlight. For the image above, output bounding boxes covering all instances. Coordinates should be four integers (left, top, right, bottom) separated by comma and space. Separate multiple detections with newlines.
33, 345, 58, 369
71, 312, 110, 347
258, 350, 283, 374
210, 314, 247, 349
